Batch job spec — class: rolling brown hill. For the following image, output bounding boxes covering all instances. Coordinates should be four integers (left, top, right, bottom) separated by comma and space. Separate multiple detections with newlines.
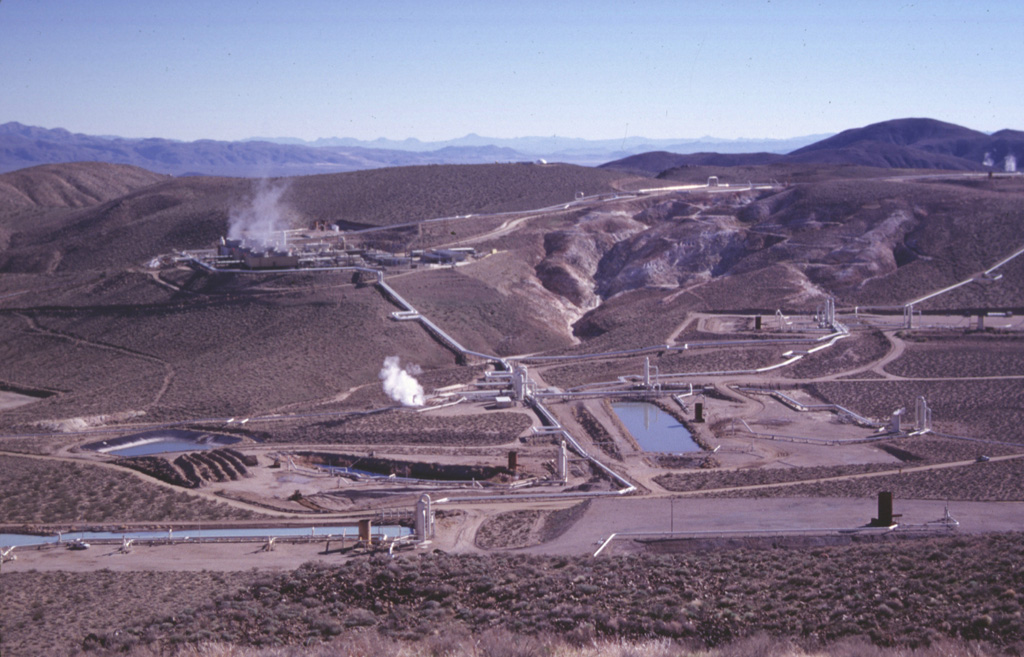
602, 118, 1024, 176
0, 175, 250, 273
0, 162, 641, 273
285, 162, 637, 228
600, 151, 785, 177
654, 163, 933, 186
785, 118, 1012, 168
0, 162, 168, 213
0, 270, 459, 430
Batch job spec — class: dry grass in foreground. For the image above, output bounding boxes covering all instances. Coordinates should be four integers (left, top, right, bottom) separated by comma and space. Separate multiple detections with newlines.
80, 631, 1014, 657
44, 534, 1024, 655
1, 570, 247, 657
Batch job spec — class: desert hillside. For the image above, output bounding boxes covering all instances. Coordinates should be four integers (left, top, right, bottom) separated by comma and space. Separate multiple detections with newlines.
0, 162, 168, 213
0, 162, 641, 273
1, 161, 1022, 430
3, 156, 1024, 657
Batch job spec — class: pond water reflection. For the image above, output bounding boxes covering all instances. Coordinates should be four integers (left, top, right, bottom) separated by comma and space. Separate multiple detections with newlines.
83, 429, 241, 456
611, 401, 701, 453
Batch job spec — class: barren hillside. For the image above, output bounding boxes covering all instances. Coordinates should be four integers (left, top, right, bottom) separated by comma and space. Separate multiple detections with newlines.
0, 162, 168, 213
0, 161, 1020, 433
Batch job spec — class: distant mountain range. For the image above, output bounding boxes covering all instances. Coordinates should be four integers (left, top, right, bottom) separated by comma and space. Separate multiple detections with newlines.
1, 118, 1019, 179
0, 122, 526, 177
244, 132, 828, 163
601, 118, 1024, 176
0, 121, 826, 177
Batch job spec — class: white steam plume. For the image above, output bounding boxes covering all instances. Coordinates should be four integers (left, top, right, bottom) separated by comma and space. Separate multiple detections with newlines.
227, 179, 295, 249
1005, 154, 1017, 173
379, 356, 425, 406
983, 152, 994, 167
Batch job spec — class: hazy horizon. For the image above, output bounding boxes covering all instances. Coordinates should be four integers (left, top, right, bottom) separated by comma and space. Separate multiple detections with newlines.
2, 119, 837, 148
0, 1, 1019, 143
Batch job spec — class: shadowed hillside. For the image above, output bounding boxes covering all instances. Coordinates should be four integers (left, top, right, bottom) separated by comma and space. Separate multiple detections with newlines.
0, 270, 460, 431
285, 163, 637, 228
0, 175, 250, 273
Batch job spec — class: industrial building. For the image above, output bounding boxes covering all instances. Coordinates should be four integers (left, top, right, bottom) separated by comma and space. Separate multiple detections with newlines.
188, 230, 477, 272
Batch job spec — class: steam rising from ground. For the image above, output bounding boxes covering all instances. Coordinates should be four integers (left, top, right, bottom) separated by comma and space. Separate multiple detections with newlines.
228, 179, 295, 249
1006, 154, 1018, 173
379, 357, 425, 406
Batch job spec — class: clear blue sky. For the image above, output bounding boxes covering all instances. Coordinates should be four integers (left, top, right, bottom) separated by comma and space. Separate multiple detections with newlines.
1, 1, 1019, 142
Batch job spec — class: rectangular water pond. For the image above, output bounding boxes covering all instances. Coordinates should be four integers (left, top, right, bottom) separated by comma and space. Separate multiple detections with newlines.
83, 429, 241, 457
611, 401, 701, 453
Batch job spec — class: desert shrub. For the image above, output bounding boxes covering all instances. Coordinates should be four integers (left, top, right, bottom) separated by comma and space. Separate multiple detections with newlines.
280, 411, 533, 446
52, 536, 1019, 655
572, 405, 623, 461
0, 454, 259, 522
